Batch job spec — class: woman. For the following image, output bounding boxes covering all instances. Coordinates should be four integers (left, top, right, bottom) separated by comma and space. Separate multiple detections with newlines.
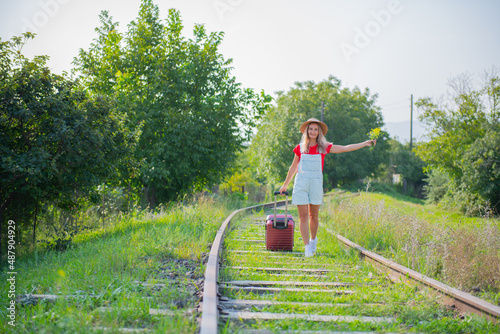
279, 118, 376, 257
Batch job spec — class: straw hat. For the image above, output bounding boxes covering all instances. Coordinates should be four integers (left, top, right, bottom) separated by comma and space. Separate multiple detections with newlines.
299, 118, 328, 135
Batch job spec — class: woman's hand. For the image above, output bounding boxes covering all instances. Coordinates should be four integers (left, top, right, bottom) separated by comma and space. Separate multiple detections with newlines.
279, 184, 288, 194
365, 139, 376, 147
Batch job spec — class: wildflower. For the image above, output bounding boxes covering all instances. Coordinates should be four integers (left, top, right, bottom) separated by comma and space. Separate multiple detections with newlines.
57, 269, 66, 278
368, 127, 381, 140
367, 128, 381, 151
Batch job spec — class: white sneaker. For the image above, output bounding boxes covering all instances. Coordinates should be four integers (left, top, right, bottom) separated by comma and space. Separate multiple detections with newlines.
309, 238, 317, 254
304, 244, 313, 257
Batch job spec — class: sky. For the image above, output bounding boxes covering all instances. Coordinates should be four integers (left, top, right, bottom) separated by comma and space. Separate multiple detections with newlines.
1, 0, 499, 141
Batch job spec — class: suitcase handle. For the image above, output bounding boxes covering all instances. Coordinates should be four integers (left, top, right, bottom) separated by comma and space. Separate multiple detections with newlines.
273, 191, 289, 229
273, 220, 288, 230
274, 191, 289, 195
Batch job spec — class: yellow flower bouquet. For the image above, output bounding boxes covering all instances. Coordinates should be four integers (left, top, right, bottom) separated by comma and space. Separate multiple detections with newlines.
367, 127, 381, 150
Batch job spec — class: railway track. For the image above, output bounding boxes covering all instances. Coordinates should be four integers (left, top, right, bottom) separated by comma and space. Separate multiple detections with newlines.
199, 192, 500, 333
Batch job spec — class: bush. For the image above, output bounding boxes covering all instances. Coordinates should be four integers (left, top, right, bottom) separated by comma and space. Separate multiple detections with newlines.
415, 72, 500, 216
424, 169, 450, 204
460, 130, 500, 215
424, 130, 500, 216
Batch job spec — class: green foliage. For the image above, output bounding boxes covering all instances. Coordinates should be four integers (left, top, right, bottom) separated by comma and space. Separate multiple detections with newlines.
388, 139, 426, 197
220, 149, 260, 192
415, 73, 500, 214
460, 129, 500, 214
0, 33, 126, 257
74, 1, 271, 205
423, 169, 450, 204
390, 140, 426, 184
248, 76, 390, 187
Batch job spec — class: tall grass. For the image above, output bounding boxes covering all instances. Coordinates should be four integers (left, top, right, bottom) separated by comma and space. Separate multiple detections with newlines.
0, 195, 232, 333
322, 193, 500, 304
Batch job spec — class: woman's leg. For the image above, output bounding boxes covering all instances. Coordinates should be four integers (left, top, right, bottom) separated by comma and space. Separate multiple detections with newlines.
297, 204, 310, 245
308, 204, 320, 240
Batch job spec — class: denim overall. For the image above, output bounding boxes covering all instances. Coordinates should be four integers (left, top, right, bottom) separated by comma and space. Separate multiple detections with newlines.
292, 152, 323, 205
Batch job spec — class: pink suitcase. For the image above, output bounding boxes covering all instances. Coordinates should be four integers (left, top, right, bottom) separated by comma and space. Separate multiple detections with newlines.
265, 191, 294, 251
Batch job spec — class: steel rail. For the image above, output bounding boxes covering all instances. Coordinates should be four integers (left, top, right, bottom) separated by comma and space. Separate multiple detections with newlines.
200, 191, 500, 333
199, 198, 289, 334
336, 234, 500, 323
199, 191, 356, 333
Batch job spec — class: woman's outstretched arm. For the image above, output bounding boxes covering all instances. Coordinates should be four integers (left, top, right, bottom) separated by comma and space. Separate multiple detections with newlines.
329, 139, 376, 154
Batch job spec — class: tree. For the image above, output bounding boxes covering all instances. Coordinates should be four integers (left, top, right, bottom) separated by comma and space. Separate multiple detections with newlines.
460, 129, 500, 214
248, 76, 390, 188
74, 0, 270, 205
389, 139, 426, 197
219, 148, 263, 198
415, 72, 500, 214
0, 33, 126, 257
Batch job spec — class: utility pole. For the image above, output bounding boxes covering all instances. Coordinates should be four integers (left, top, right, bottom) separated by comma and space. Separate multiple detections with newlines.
321, 102, 325, 122
410, 94, 413, 150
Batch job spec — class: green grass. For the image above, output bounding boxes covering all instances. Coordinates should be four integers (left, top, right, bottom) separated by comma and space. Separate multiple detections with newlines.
339, 181, 426, 205
3, 191, 499, 333
322, 191, 500, 304
0, 196, 230, 334
354, 191, 494, 228
219, 205, 500, 333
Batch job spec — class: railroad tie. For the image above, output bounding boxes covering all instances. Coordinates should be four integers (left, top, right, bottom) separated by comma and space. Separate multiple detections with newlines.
221, 311, 395, 323
220, 285, 356, 295
220, 298, 383, 309
223, 266, 340, 273
221, 280, 354, 287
